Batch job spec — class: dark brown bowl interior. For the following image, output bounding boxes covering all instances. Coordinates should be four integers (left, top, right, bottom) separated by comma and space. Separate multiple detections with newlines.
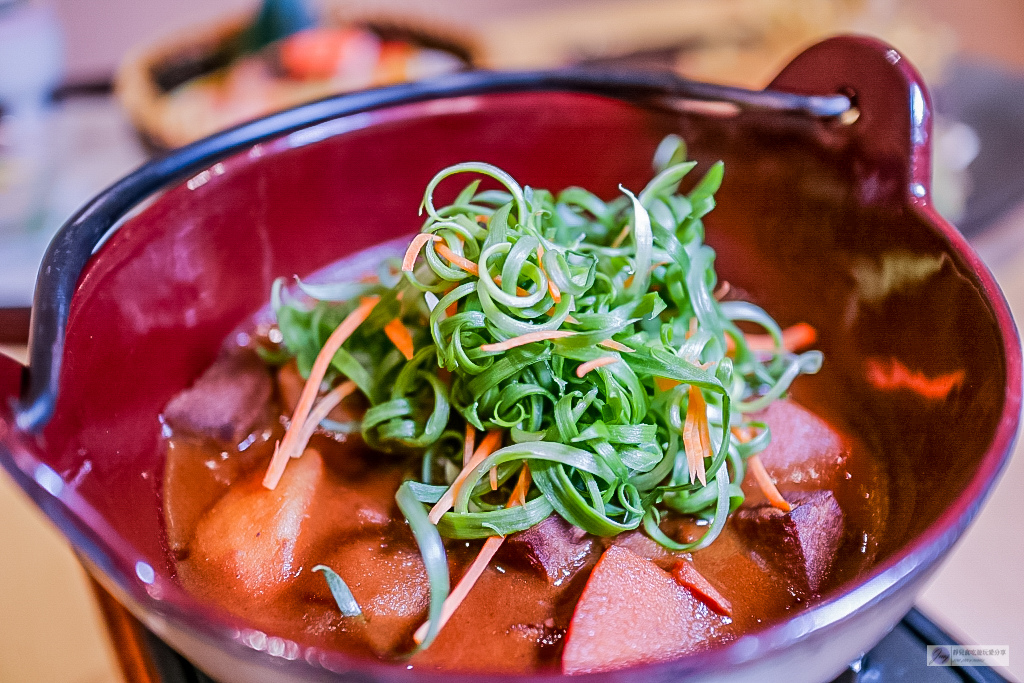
2, 36, 1018, 683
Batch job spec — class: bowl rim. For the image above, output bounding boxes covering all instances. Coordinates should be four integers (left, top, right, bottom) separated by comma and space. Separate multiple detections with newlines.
2, 37, 1021, 681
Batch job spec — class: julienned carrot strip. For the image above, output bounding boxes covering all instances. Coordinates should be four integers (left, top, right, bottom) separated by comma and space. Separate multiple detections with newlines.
671, 561, 733, 616
576, 356, 619, 378
402, 234, 441, 272
263, 296, 380, 490
489, 466, 499, 491
383, 317, 415, 361
479, 330, 576, 353
428, 429, 502, 524
434, 243, 479, 275
731, 425, 757, 444
747, 454, 791, 512
413, 536, 502, 645
865, 357, 965, 400
536, 246, 562, 303
463, 423, 475, 466
744, 322, 817, 353
599, 339, 635, 353
683, 386, 709, 486
413, 464, 530, 644
288, 380, 357, 460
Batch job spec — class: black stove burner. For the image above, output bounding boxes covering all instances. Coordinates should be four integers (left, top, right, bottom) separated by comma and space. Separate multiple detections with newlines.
141, 608, 1008, 683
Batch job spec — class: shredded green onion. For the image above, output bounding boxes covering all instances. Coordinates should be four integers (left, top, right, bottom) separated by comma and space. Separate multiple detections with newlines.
269, 137, 820, 648
311, 565, 363, 619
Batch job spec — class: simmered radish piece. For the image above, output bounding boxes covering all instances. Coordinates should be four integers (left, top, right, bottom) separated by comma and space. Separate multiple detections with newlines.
562, 546, 729, 674
163, 349, 275, 443
733, 490, 844, 594
501, 514, 597, 585
189, 449, 326, 598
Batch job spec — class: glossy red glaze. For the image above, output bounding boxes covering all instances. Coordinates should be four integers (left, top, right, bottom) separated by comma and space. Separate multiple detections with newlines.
0, 37, 1019, 683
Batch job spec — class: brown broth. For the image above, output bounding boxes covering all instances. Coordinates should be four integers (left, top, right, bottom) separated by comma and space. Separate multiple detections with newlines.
162, 386, 889, 673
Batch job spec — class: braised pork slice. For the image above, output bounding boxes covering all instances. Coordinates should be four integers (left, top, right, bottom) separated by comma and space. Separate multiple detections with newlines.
562, 546, 730, 674
501, 514, 597, 585
163, 349, 275, 443
733, 490, 844, 594
745, 399, 850, 497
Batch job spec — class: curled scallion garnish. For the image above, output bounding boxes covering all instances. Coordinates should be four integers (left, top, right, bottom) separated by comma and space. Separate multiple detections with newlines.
266, 137, 821, 649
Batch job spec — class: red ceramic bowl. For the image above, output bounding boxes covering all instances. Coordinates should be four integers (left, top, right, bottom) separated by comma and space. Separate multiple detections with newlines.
0, 36, 1019, 682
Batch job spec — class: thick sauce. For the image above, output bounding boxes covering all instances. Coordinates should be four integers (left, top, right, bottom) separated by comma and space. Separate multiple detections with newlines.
161, 349, 889, 673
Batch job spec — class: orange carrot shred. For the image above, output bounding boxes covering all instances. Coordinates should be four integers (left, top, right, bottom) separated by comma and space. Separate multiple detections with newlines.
610, 223, 631, 248
655, 376, 681, 392
263, 296, 380, 489
510, 463, 531, 507
598, 339, 634, 353
402, 234, 441, 272
865, 357, 965, 400
747, 454, 791, 512
672, 561, 733, 616
492, 274, 531, 297
383, 317, 415, 360
414, 536, 503, 644
731, 425, 757, 443
683, 385, 709, 486
463, 423, 475, 466
428, 429, 502, 523
434, 243, 479, 275
289, 380, 357, 458
480, 330, 576, 353
489, 466, 499, 490
537, 246, 562, 303
414, 464, 530, 644
624, 261, 669, 290
576, 356, 619, 378
744, 322, 817, 353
